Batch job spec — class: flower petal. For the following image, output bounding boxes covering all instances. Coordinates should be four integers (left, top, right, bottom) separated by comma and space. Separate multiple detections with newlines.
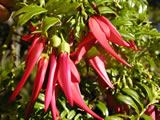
94, 16, 110, 38
69, 60, 80, 83
57, 53, 73, 106
129, 40, 138, 51
145, 105, 156, 120
25, 57, 49, 120
50, 88, 57, 120
45, 53, 57, 112
22, 34, 35, 43
25, 33, 42, 64
89, 55, 114, 89
71, 82, 104, 120
8, 38, 45, 103
97, 16, 130, 47
70, 32, 96, 64
89, 17, 131, 67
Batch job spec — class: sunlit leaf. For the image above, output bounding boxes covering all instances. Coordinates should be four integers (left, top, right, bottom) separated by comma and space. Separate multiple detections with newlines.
96, 0, 112, 5
116, 94, 139, 114
122, 88, 144, 109
96, 101, 109, 116
42, 17, 60, 34
105, 116, 123, 120
16, 5, 47, 25
67, 110, 76, 119
141, 114, 153, 120
98, 6, 117, 15
137, 82, 154, 102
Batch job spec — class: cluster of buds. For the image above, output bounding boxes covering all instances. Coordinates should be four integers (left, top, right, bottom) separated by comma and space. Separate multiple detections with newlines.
9, 14, 137, 120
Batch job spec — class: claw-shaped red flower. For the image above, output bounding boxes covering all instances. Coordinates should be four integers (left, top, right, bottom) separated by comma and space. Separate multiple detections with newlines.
89, 16, 132, 67
8, 36, 46, 103
25, 57, 49, 120
89, 54, 114, 89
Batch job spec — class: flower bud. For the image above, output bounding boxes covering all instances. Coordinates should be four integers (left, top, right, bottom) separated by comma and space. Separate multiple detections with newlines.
50, 35, 61, 47
59, 41, 70, 54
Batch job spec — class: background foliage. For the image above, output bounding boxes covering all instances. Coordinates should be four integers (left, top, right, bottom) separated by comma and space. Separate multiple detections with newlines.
0, 0, 160, 120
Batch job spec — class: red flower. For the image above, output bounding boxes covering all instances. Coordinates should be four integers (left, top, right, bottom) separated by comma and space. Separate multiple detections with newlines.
71, 81, 104, 120
89, 54, 114, 89
45, 52, 57, 112
8, 36, 46, 103
25, 57, 49, 119
57, 52, 73, 106
89, 16, 132, 67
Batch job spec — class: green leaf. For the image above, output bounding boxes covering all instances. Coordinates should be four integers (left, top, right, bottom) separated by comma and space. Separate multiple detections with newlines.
136, 30, 160, 36
98, 6, 117, 15
112, 19, 133, 26
122, 88, 144, 109
74, 113, 82, 120
105, 116, 123, 120
13, 5, 38, 18
67, 110, 76, 119
54, 2, 80, 15
141, 114, 153, 120
119, 30, 135, 40
42, 17, 60, 34
96, 101, 109, 116
18, 8, 47, 26
96, 0, 112, 5
34, 102, 44, 110
137, 82, 154, 102
60, 110, 68, 119
59, 98, 69, 112
14, 5, 47, 26
116, 94, 139, 114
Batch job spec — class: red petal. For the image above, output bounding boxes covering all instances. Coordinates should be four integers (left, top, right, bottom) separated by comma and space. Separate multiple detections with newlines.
25, 34, 41, 65
51, 88, 57, 120
57, 53, 73, 106
89, 17, 131, 67
94, 16, 110, 38
70, 32, 96, 64
25, 57, 49, 120
97, 16, 130, 47
89, 55, 114, 89
69, 60, 80, 83
71, 82, 104, 120
45, 53, 57, 112
22, 34, 35, 43
129, 40, 138, 51
145, 105, 156, 120
8, 38, 45, 103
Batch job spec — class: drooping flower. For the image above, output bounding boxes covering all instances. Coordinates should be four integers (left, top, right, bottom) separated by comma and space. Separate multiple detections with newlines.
55, 40, 103, 120
71, 80, 104, 120
25, 57, 49, 120
8, 36, 46, 103
57, 52, 73, 106
71, 15, 137, 68
88, 16, 132, 67
45, 52, 57, 112
88, 54, 114, 89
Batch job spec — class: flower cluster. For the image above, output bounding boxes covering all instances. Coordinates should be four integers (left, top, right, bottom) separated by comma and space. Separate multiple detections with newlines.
9, 15, 137, 120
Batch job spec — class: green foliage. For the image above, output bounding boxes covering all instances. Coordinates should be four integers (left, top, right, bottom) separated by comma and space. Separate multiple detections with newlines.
0, 0, 160, 120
